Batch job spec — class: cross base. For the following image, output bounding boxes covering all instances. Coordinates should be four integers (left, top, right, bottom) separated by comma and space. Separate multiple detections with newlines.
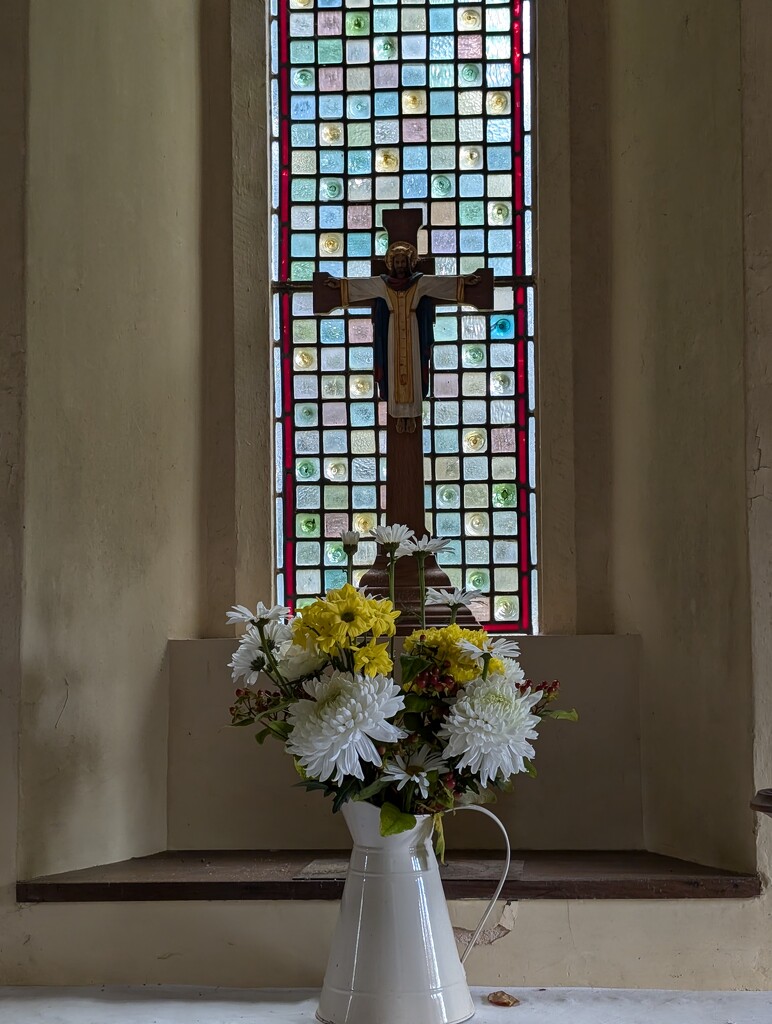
360, 552, 480, 635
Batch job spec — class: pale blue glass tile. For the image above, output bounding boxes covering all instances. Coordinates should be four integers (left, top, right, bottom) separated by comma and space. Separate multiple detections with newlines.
291, 234, 316, 257
488, 229, 513, 253
375, 92, 399, 116
291, 125, 316, 148
319, 150, 345, 173
374, 120, 400, 143
485, 256, 510, 275
402, 64, 427, 87
290, 41, 315, 64
404, 146, 428, 170
321, 347, 346, 371
464, 457, 488, 481
524, 135, 532, 205
290, 13, 314, 37
350, 347, 373, 371
530, 494, 538, 564
529, 416, 536, 489
493, 540, 518, 563
527, 287, 535, 335
528, 340, 536, 412
352, 486, 377, 508
525, 210, 533, 274
271, 20, 278, 74
437, 540, 461, 566
272, 293, 280, 344
351, 403, 375, 426
485, 7, 509, 30
524, 57, 532, 131
275, 500, 283, 570
294, 377, 318, 402
291, 96, 315, 121
347, 95, 371, 119
433, 319, 458, 342
348, 233, 372, 257
275, 423, 283, 492
487, 119, 511, 143
436, 256, 458, 274
346, 40, 370, 64
323, 430, 348, 454
433, 345, 457, 368
460, 228, 484, 252
493, 512, 518, 535
458, 119, 483, 143
319, 95, 343, 119
324, 569, 346, 590
271, 213, 278, 279
319, 0, 341, 7
347, 178, 372, 201
488, 146, 511, 171
373, 36, 398, 61
429, 63, 454, 88
293, 293, 313, 315
466, 540, 489, 564
491, 400, 515, 424
430, 91, 455, 115
274, 350, 282, 418
436, 512, 460, 536
461, 316, 486, 342
402, 36, 427, 60
435, 429, 459, 453
430, 36, 454, 59
291, 179, 315, 202
296, 431, 320, 454
320, 320, 345, 344
296, 568, 321, 593
271, 81, 279, 137
352, 458, 376, 482
430, 145, 456, 169
459, 174, 484, 196
486, 63, 511, 87
434, 401, 459, 425
403, 174, 428, 198
373, 8, 398, 31
462, 399, 487, 423
294, 403, 317, 427
346, 260, 371, 276
319, 206, 344, 229
430, 8, 453, 31
348, 151, 371, 174
485, 34, 511, 59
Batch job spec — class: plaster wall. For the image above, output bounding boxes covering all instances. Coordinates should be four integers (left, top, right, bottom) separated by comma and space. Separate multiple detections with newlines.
607, 1, 755, 870
17, 0, 203, 879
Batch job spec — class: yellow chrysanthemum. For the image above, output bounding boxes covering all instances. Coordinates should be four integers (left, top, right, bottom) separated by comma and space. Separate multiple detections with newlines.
404, 625, 502, 684
353, 639, 393, 678
366, 596, 400, 638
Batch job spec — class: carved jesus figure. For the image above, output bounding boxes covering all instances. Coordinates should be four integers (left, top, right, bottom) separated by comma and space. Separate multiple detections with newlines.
325, 241, 479, 433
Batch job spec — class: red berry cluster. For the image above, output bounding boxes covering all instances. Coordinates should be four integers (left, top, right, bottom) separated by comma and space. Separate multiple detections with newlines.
413, 659, 456, 695
516, 678, 560, 697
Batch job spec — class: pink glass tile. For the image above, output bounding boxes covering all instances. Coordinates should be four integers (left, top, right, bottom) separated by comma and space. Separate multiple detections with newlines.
317, 11, 342, 35
403, 118, 428, 142
323, 403, 348, 426
319, 67, 344, 92
434, 373, 459, 398
491, 427, 515, 453
458, 35, 483, 59
348, 206, 372, 228
374, 65, 399, 89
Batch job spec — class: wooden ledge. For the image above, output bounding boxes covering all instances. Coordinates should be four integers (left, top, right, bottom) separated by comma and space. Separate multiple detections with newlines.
17, 849, 760, 903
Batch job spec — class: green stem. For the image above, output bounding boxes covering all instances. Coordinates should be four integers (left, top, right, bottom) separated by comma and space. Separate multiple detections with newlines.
387, 547, 396, 660
347, 552, 354, 586
450, 604, 458, 625
417, 553, 427, 629
257, 621, 288, 693
481, 651, 492, 682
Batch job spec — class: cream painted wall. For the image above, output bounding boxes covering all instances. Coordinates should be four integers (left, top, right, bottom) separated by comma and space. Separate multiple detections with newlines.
607, 1, 755, 870
17, 0, 203, 878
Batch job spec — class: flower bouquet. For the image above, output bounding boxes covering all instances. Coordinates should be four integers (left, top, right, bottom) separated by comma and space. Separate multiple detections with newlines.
227, 525, 576, 850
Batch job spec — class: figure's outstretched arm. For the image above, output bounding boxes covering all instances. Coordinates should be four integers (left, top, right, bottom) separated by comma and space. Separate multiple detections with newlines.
313, 273, 386, 314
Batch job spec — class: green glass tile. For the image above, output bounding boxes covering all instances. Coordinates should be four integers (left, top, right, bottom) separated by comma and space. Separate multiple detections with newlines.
296, 513, 321, 538
345, 11, 370, 34
317, 39, 343, 65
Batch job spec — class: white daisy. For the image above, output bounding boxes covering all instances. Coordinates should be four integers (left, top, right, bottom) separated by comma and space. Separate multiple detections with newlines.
339, 530, 362, 551
383, 744, 446, 799
426, 587, 478, 608
228, 630, 268, 687
440, 677, 541, 786
372, 524, 415, 548
399, 534, 452, 555
287, 671, 407, 785
226, 602, 290, 625
457, 635, 521, 665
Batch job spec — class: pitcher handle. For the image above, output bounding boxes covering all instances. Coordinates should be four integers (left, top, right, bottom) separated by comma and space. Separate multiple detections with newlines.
450, 805, 512, 965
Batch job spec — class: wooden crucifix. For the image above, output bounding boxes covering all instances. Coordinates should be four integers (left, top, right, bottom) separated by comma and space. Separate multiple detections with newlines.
312, 209, 494, 628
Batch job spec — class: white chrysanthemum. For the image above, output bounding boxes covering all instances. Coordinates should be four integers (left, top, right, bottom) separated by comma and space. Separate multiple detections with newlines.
440, 677, 541, 786
372, 524, 415, 547
457, 635, 521, 665
497, 657, 526, 686
383, 744, 446, 799
276, 641, 328, 683
287, 671, 407, 785
400, 534, 452, 555
426, 586, 478, 608
226, 602, 290, 625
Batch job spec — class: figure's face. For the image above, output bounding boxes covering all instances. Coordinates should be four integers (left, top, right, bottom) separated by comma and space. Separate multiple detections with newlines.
391, 252, 410, 277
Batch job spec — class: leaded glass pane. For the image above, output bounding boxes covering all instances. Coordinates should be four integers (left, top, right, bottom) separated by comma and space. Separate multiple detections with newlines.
271, 0, 537, 631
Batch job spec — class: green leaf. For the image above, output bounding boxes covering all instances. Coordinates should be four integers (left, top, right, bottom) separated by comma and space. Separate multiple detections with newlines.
433, 813, 446, 864
254, 728, 271, 744
332, 777, 360, 813
403, 693, 434, 713
262, 719, 291, 741
542, 708, 579, 721
523, 758, 538, 778
232, 718, 256, 727
400, 655, 432, 688
354, 777, 393, 802
379, 802, 417, 837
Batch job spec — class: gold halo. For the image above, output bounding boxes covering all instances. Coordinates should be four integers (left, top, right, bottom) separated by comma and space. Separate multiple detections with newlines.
384, 241, 419, 273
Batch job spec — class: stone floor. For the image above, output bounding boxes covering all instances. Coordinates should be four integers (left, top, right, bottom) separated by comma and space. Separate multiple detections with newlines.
0, 987, 771, 1023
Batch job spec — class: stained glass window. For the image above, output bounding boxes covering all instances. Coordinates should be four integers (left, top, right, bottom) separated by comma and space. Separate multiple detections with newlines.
271, 0, 537, 631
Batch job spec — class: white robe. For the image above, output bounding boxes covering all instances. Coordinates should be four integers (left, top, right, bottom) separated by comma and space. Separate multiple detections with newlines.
340, 274, 465, 419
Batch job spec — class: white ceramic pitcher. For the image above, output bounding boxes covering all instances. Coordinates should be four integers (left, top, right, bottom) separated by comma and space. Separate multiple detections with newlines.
316, 800, 511, 1024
